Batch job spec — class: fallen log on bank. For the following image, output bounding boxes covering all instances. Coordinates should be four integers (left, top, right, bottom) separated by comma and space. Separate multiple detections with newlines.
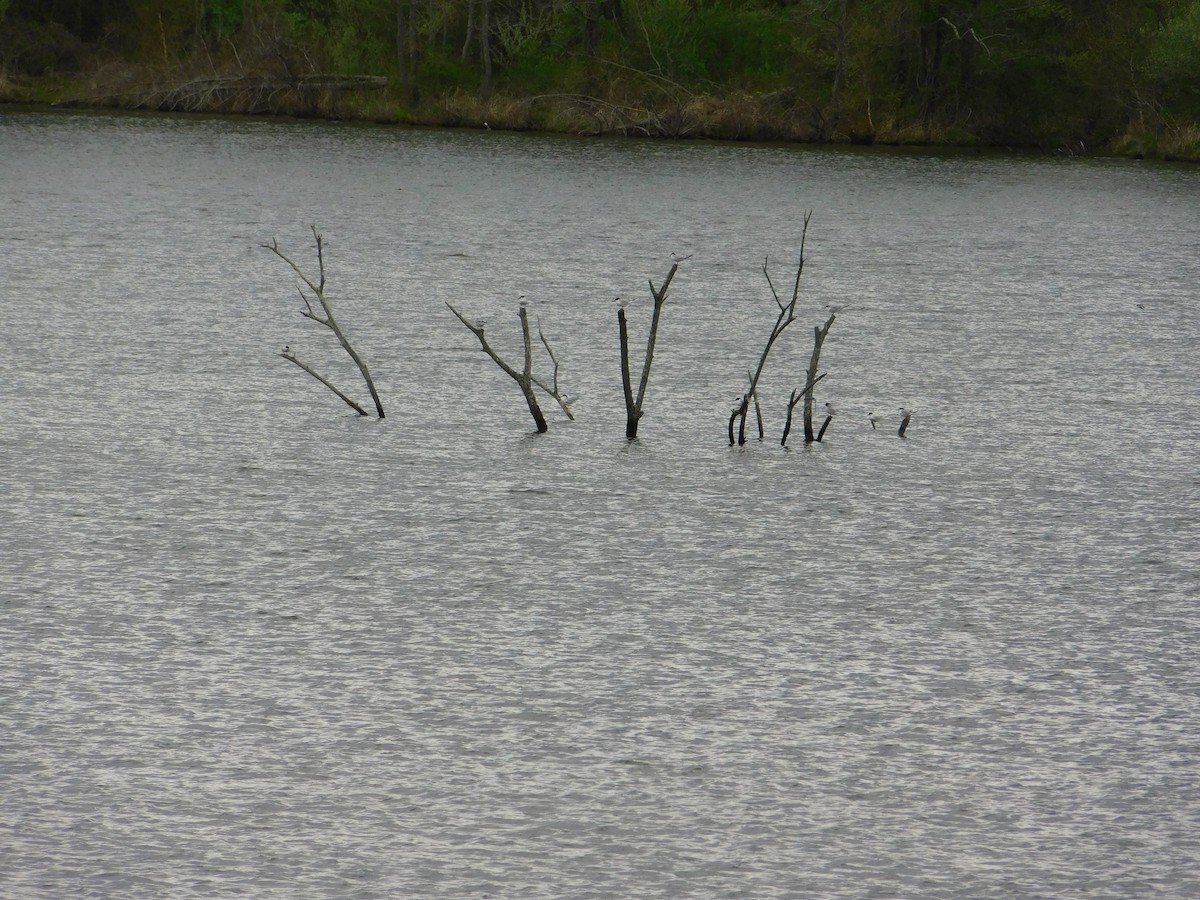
54, 74, 387, 115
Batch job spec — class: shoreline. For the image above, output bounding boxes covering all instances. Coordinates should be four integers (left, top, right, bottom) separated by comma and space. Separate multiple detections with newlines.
3, 72, 1197, 163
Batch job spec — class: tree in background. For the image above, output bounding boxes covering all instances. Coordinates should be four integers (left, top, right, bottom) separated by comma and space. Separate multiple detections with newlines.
1, 0, 1196, 154
1147, 0, 1200, 123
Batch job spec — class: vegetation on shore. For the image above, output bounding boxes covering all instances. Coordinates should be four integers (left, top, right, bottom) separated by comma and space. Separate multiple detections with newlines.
1, 0, 1198, 160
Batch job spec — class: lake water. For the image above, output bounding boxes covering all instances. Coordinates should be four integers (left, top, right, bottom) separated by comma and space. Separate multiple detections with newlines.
1, 108, 1198, 898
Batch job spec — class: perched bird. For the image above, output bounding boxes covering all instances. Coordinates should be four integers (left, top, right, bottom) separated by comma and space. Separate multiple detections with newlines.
561, 393, 577, 409
898, 406, 914, 437
519, 295, 527, 309
613, 296, 628, 309
824, 401, 837, 418
825, 303, 844, 314
670, 251, 694, 262
868, 412, 881, 430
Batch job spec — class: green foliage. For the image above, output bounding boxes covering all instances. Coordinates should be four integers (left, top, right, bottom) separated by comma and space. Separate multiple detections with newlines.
418, 49, 477, 94
693, 3, 796, 87
330, 22, 390, 74
490, 0, 583, 93
276, 0, 392, 73
622, 0, 794, 88
499, 49, 565, 93
205, 0, 243, 35
284, 0, 334, 27
492, 1, 561, 64
124, 0, 201, 65
1151, 1, 1200, 78
1149, 1, 1200, 118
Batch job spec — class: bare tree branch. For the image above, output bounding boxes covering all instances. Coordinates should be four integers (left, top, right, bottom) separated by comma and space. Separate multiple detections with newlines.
802, 311, 837, 443
262, 227, 385, 419
447, 301, 549, 433
618, 262, 679, 439
280, 348, 368, 416
938, 17, 1000, 56
781, 372, 828, 447
731, 211, 812, 445
534, 320, 574, 420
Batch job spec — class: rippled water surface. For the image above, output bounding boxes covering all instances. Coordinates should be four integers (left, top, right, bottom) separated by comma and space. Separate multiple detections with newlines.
2, 109, 1199, 898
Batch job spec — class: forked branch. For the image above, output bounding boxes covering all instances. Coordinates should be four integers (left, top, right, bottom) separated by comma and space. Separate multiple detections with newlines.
730, 211, 812, 445
802, 310, 837, 443
447, 301, 550, 433
262, 226, 386, 419
780, 372, 828, 447
618, 261, 680, 439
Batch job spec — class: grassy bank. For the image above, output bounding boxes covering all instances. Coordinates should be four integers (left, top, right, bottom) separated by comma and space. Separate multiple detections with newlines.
4, 66, 1198, 163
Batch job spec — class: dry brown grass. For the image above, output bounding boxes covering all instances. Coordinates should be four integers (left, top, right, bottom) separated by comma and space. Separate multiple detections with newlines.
1161, 125, 1200, 162
684, 91, 822, 142
1113, 123, 1200, 162
418, 89, 538, 130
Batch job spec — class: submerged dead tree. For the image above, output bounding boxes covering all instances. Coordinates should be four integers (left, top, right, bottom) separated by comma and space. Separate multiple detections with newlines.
802, 310, 837, 443
817, 402, 836, 441
780, 372, 829, 447
447, 300, 572, 433
618, 261, 680, 439
263, 226, 386, 419
729, 212, 812, 446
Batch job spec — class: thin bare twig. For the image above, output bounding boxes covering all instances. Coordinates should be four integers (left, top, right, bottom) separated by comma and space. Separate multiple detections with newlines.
534, 320, 574, 420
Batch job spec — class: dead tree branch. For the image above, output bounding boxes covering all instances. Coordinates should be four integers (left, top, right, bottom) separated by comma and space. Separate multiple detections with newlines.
533, 320, 575, 420
280, 347, 368, 416
730, 211, 811, 446
447, 301, 550, 433
802, 310, 837, 443
750, 369, 765, 440
617, 262, 680, 439
262, 227, 385, 419
781, 372, 829, 447
816, 404, 835, 442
